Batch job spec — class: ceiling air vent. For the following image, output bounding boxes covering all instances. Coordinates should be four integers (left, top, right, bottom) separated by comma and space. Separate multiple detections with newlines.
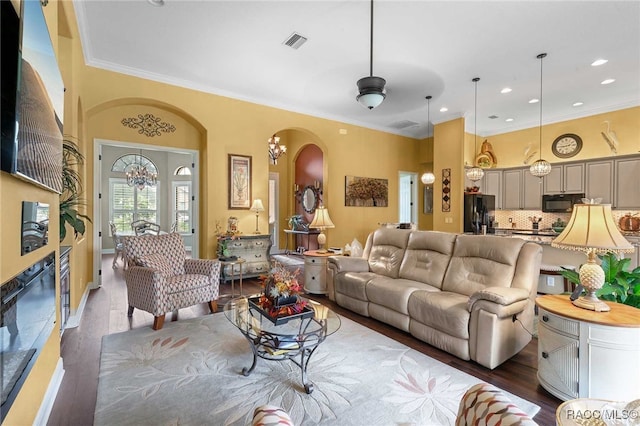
283, 33, 308, 50
389, 120, 419, 129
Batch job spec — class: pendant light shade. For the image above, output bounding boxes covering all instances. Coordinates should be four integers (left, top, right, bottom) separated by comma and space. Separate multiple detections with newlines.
530, 53, 552, 178
466, 77, 484, 182
356, 0, 386, 109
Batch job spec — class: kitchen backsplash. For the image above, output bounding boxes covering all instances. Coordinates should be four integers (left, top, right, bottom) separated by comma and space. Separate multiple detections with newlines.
493, 209, 640, 230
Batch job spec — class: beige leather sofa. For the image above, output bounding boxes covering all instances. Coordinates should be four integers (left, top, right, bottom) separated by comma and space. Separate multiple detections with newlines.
327, 228, 542, 369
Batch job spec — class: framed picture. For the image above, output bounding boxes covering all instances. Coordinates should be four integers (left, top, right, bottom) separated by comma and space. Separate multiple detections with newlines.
345, 175, 388, 207
228, 154, 252, 209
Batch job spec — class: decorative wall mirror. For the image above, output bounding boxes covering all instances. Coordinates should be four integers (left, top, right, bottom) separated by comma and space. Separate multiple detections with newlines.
301, 185, 320, 214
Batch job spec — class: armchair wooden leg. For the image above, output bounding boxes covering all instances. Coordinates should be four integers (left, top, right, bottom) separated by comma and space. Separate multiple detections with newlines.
127, 305, 135, 317
208, 300, 217, 313
153, 315, 165, 330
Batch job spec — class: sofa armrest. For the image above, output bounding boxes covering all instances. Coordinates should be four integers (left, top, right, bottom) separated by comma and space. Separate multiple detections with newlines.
469, 286, 529, 307
327, 256, 369, 273
184, 258, 221, 280
467, 287, 530, 317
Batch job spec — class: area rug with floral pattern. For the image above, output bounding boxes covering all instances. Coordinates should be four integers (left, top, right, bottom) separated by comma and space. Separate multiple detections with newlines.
94, 312, 539, 425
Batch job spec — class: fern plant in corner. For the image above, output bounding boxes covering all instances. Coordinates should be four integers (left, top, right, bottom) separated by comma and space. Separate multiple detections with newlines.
60, 138, 92, 241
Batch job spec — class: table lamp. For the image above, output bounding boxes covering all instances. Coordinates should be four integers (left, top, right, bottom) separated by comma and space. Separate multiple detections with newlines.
250, 199, 265, 234
309, 205, 335, 253
551, 202, 634, 312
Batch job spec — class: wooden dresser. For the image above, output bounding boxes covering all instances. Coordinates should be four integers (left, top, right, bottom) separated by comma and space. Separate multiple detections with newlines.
218, 235, 272, 282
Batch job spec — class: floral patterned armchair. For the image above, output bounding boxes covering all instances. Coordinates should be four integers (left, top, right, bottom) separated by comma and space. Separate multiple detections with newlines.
122, 232, 220, 330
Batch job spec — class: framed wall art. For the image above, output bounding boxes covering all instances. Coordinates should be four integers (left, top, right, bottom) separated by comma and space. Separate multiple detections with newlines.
228, 154, 252, 209
345, 175, 388, 207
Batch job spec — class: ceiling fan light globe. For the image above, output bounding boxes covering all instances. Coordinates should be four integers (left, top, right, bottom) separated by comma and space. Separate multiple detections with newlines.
356, 76, 387, 109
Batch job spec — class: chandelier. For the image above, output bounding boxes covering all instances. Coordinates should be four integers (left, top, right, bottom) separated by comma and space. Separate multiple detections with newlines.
530, 53, 552, 178
126, 152, 157, 190
466, 77, 484, 182
268, 134, 287, 165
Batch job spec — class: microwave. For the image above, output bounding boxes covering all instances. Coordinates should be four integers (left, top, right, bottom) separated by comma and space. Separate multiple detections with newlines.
542, 193, 585, 213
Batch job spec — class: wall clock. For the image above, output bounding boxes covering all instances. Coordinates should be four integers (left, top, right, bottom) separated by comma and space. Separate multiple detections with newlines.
552, 133, 582, 158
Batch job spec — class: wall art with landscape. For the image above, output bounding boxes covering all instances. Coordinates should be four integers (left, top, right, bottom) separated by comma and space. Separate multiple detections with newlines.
345, 175, 388, 207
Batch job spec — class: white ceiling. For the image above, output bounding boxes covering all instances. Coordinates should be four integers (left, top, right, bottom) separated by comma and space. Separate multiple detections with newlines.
73, 0, 640, 139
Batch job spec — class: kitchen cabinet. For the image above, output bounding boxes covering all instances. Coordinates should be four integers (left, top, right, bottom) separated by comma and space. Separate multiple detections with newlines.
585, 160, 613, 204
543, 163, 584, 194
615, 157, 640, 209
483, 170, 502, 209
502, 168, 541, 210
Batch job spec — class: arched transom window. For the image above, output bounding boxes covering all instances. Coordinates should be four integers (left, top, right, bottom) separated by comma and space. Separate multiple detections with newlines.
112, 154, 158, 174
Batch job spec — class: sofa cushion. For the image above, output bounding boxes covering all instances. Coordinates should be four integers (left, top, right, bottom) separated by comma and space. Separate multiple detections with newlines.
441, 235, 526, 297
334, 271, 378, 301
408, 291, 470, 339
367, 228, 411, 278
399, 231, 456, 289
367, 277, 439, 314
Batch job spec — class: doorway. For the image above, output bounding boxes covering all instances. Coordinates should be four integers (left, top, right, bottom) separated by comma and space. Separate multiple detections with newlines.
398, 171, 418, 225
93, 139, 200, 287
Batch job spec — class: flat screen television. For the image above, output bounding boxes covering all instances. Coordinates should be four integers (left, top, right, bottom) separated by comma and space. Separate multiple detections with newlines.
1, 0, 64, 194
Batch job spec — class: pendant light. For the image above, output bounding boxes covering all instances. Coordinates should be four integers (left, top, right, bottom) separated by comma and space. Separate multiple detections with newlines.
530, 53, 552, 178
466, 77, 484, 182
421, 96, 435, 185
356, 0, 386, 109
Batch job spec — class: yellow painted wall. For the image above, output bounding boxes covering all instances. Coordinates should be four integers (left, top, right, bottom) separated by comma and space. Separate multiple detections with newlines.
417, 136, 434, 230
1, 3, 62, 424
479, 107, 640, 168
433, 118, 466, 232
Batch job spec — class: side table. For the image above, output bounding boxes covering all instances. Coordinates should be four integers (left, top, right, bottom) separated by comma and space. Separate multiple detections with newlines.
303, 250, 333, 294
536, 294, 640, 402
219, 258, 246, 298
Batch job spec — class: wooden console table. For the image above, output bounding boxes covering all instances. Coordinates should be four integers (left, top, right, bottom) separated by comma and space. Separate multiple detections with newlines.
283, 229, 319, 254
536, 294, 640, 401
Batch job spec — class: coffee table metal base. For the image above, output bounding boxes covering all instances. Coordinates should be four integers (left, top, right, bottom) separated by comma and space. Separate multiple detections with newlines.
242, 336, 320, 394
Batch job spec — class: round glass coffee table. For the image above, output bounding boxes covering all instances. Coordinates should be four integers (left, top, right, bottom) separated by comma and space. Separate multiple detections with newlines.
224, 295, 341, 393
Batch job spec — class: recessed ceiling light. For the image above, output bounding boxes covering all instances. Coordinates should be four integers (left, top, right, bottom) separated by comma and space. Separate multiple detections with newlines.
573, 102, 584, 107
601, 78, 616, 85
591, 59, 608, 66
439, 107, 448, 112
500, 88, 512, 94
147, 0, 165, 6
505, 118, 514, 122
529, 98, 539, 104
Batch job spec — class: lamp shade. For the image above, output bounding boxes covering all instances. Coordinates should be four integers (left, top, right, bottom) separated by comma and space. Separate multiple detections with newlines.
250, 199, 265, 213
552, 203, 634, 254
309, 206, 335, 230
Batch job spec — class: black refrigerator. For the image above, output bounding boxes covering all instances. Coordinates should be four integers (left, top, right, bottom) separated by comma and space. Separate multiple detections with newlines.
463, 193, 496, 234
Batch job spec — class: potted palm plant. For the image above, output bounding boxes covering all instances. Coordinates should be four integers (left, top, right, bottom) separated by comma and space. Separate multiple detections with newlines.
60, 138, 91, 241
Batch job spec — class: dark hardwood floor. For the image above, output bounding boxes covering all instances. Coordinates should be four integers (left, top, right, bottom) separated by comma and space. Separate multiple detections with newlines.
46, 254, 560, 425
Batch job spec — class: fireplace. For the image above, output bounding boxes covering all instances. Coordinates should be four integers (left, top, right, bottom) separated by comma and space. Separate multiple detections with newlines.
1, 252, 56, 420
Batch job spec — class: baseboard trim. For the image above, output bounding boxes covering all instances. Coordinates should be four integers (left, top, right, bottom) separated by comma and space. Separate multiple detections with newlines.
65, 283, 92, 329
33, 358, 65, 426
